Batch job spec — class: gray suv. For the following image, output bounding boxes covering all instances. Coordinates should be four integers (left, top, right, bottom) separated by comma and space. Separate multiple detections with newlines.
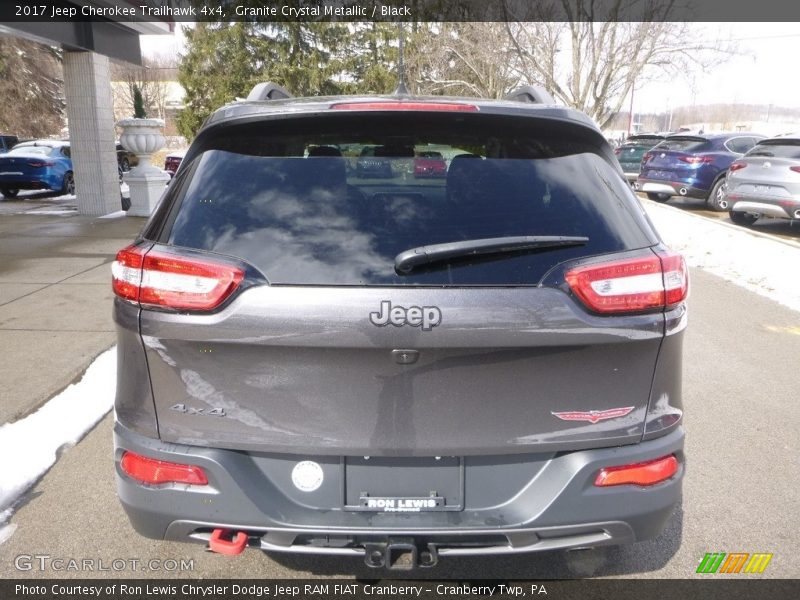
112, 84, 688, 569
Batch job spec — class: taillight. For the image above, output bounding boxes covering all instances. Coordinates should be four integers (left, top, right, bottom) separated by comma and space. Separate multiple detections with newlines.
729, 162, 747, 172
642, 152, 653, 163
614, 148, 621, 156
594, 455, 679, 487
111, 245, 144, 303
120, 451, 208, 485
678, 155, 713, 164
112, 244, 244, 311
330, 101, 479, 112
565, 251, 688, 314
26, 160, 55, 168
790, 166, 800, 173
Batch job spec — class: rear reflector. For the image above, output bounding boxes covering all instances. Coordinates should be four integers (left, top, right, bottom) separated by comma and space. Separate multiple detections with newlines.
120, 451, 208, 485
112, 244, 244, 311
594, 455, 679, 487
565, 251, 688, 314
331, 101, 478, 112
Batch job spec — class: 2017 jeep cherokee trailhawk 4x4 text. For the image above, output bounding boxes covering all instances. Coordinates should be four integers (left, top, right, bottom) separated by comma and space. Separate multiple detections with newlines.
112, 84, 688, 569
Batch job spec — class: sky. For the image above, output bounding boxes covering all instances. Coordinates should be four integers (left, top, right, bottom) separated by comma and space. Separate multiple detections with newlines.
139, 22, 800, 114
634, 23, 800, 113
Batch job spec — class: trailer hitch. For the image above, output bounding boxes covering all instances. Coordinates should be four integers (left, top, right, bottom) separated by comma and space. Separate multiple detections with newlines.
363, 538, 438, 569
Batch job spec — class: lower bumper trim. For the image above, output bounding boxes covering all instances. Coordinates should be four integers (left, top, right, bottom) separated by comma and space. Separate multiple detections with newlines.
171, 520, 638, 557
730, 200, 795, 219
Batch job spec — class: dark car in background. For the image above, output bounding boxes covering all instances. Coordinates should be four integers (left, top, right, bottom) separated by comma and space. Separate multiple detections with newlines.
0, 135, 19, 154
725, 135, 800, 226
164, 149, 186, 177
0, 140, 74, 198
112, 85, 687, 569
413, 150, 447, 178
638, 133, 764, 210
614, 134, 665, 184
116, 143, 139, 172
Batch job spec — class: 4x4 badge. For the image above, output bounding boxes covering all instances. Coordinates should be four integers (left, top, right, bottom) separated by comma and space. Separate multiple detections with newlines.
551, 406, 634, 424
370, 300, 442, 331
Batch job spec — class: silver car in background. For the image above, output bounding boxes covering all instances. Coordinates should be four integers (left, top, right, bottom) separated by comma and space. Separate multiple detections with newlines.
726, 135, 800, 226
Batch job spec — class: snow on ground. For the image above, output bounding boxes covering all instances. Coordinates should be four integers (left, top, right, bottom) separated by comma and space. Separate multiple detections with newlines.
0, 347, 117, 536
643, 200, 800, 314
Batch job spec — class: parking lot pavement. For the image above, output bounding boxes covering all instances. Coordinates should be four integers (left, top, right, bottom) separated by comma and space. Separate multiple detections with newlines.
0, 266, 798, 579
0, 210, 144, 424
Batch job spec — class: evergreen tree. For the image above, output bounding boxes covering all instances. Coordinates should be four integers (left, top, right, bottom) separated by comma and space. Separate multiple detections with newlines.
132, 85, 147, 118
177, 22, 353, 140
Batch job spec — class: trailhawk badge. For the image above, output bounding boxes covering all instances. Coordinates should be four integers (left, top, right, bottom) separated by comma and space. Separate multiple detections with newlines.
370, 300, 442, 331
551, 406, 635, 424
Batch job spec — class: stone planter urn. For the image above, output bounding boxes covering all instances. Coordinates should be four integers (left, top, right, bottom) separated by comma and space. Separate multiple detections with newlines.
117, 118, 170, 217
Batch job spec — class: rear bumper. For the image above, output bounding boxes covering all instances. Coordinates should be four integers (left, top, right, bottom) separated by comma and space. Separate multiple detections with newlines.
115, 422, 684, 557
638, 179, 708, 199
0, 177, 56, 191
621, 170, 640, 183
730, 198, 800, 219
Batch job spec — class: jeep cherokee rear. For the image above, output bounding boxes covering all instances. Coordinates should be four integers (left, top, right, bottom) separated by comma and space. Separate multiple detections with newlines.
112, 85, 687, 569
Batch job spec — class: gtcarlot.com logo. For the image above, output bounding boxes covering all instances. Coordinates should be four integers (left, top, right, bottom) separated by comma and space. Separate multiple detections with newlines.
14, 554, 194, 572
696, 552, 773, 574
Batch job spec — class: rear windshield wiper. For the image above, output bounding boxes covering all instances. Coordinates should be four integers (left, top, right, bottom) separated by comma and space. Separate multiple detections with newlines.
394, 235, 589, 274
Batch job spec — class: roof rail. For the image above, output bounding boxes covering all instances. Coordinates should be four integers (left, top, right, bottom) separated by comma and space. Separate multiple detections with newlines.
247, 82, 293, 102
504, 85, 555, 105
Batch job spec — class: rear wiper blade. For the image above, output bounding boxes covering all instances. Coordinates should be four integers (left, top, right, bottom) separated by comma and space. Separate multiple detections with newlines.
394, 235, 589, 274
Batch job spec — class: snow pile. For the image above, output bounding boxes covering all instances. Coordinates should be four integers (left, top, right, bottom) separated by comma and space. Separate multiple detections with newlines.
0, 347, 117, 524
644, 201, 800, 313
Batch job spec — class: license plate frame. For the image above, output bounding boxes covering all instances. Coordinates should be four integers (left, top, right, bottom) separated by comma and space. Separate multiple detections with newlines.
343, 456, 464, 512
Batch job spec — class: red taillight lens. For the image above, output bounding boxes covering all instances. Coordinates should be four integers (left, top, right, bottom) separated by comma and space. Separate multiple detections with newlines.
565, 251, 688, 314
594, 455, 679, 487
112, 244, 245, 311
642, 152, 653, 163
111, 245, 145, 303
790, 166, 800, 173
26, 160, 55, 168
120, 451, 208, 485
330, 101, 478, 112
678, 155, 713, 164
729, 162, 747, 172
614, 148, 621, 156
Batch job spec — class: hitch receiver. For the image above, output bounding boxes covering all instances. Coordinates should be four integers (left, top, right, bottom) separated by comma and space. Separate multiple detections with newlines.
363, 538, 439, 569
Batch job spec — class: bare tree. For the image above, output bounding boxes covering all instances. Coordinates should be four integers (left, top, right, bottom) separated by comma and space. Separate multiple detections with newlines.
406, 23, 522, 98
504, 1, 733, 128
111, 53, 177, 120
0, 36, 64, 137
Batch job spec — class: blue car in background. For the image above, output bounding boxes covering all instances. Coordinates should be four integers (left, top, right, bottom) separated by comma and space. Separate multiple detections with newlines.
0, 140, 74, 199
638, 133, 764, 211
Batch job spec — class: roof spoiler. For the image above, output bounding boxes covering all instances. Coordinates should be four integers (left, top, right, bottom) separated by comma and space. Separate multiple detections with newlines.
504, 85, 555, 105
247, 82, 293, 102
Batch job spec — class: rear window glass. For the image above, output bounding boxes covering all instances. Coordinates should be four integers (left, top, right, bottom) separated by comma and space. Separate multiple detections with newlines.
8, 145, 51, 156
626, 136, 662, 146
163, 116, 652, 286
746, 141, 800, 159
655, 137, 709, 152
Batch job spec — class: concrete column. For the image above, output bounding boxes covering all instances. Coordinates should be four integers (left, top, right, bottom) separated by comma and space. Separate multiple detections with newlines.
63, 51, 121, 216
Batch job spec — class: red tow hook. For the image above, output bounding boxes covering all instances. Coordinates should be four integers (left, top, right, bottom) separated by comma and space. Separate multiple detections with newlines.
208, 528, 248, 555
